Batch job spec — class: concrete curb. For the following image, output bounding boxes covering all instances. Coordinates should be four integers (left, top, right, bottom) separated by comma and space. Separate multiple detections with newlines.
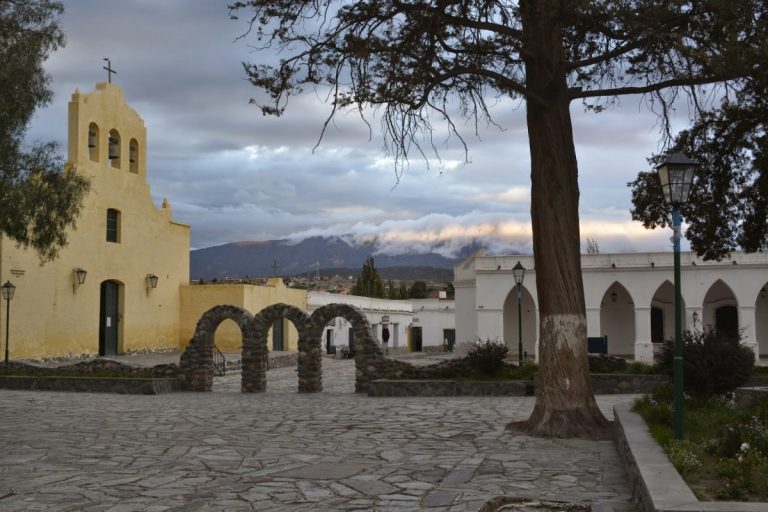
613, 403, 768, 512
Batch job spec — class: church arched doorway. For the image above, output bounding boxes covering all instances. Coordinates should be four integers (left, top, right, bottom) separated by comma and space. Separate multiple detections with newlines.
99, 280, 122, 356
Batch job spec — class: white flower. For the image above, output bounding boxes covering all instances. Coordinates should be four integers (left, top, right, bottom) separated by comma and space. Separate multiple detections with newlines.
741, 442, 750, 453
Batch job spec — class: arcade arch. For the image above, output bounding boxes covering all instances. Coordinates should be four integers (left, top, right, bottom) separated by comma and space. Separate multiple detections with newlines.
502, 286, 536, 361
600, 282, 635, 356
702, 280, 738, 337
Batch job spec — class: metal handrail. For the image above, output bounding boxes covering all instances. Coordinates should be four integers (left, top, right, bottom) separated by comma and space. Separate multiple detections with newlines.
212, 344, 226, 376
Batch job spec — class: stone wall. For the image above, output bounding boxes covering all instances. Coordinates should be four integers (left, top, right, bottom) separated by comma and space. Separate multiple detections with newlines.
367, 379, 532, 397
0, 376, 177, 394
589, 374, 670, 394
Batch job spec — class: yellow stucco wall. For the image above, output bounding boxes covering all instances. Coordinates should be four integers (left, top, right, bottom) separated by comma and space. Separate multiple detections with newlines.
0, 83, 190, 358
179, 278, 308, 352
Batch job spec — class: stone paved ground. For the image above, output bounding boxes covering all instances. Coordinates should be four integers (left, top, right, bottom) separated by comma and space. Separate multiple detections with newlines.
0, 357, 637, 511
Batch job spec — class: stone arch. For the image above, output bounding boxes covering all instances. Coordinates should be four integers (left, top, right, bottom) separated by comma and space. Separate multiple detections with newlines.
599, 282, 635, 356
310, 303, 380, 393
178, 305, 255, 392
250, 303, 313, 392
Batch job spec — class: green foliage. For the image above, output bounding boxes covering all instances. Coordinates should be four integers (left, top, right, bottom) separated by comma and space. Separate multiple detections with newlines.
466, 339, 509, 375
623, 362, 663, 375
656, 329, 754, 398
636, 388, 768, 500
408, 280, 428, 299
0, 0, 89, 261
386, 279, 398, 299
630, 64, 768, 260
667, 440, 703, 475
398, 281, 408, 300
351, 256, 384, 298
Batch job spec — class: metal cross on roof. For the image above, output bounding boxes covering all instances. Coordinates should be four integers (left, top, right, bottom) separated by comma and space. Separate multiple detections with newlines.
103, 58, 117, 84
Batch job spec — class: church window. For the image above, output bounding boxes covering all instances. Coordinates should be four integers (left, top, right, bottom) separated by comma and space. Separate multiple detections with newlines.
106, 209, 121, 243
108, 129, 121, 168
88, 123, 100, 162
129, 138, 139, 173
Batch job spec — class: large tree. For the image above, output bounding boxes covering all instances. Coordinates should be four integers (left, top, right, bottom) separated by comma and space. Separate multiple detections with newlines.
630, 67, 768, 260
0, 0, 89, 261
351, 255, 385, 297
230, 0, 765, 437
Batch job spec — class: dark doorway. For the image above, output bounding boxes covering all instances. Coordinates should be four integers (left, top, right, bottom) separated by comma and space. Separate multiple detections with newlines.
99, 281, 119, 356
715, 306, 738, 339
651, 307, 665, 343
443, 329, 456, 352
411, 326, 423, 352
272, 319, 284, 351
326, 328, 334, 354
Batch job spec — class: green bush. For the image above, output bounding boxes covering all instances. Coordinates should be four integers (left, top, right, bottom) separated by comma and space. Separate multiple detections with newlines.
656, 328, 754, 398
466, 339, 509, 375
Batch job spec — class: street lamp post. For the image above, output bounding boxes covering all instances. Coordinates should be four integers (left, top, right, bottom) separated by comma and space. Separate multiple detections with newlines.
1, 281, 16, 367
656, 150, 698, 440
512, 262, 525, 365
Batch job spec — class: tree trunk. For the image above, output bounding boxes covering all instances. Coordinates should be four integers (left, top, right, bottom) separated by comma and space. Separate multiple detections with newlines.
508, 0, 611, 439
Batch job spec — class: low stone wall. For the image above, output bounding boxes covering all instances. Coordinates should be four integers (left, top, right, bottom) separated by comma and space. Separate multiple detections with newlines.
590, 374, 669, 394
368, 379, 532, 397
0, 376, 178, 395
368, 373, 667, 397
269, 352, 299, 369
735, 386, 768, 409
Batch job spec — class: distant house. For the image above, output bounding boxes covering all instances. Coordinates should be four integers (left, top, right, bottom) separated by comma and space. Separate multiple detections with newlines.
307, 291, 455, 354
454, 252, 768, 361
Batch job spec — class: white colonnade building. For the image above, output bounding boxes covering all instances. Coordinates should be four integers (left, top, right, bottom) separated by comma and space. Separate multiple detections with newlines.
454, 252, 768, 362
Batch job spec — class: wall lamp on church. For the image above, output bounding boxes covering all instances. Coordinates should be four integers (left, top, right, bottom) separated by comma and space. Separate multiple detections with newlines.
72, 268, 87, 294
145, 273, 159, 295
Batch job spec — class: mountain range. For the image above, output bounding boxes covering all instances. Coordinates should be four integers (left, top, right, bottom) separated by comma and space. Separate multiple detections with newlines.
190, 236, 484, 280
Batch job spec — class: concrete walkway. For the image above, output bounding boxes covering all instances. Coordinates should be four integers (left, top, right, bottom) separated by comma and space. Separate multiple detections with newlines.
0, 358, 636, 511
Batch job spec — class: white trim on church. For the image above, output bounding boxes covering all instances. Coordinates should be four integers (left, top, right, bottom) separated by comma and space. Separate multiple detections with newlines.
454, 251, 768, 362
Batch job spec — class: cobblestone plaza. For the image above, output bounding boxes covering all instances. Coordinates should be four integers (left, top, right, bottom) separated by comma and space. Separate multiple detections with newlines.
0, 358, 636, 511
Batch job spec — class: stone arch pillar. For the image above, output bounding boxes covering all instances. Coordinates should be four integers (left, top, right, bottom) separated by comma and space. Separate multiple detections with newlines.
310, 303, 379, 393
178, 305, 255, 392
251, 304, 313, 392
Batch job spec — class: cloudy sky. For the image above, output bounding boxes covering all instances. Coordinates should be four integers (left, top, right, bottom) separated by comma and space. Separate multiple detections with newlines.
27, 1, 694, 255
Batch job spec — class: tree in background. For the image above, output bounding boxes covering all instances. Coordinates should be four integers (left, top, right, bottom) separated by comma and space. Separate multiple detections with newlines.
630, 69, 768, 260
0, 0, 89, 261
408, 281, 428, 299
584, 238, 600, 255
386, 279, 399, 299
351, 256, 385, 298
398, 281, 408, 301
231, 0, 766, 438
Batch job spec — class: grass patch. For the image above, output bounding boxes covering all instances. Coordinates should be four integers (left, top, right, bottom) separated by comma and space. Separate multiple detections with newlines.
634, 386, 768, 501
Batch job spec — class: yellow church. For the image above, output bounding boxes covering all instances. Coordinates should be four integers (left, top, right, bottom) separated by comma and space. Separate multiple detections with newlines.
0, 83, 304, 359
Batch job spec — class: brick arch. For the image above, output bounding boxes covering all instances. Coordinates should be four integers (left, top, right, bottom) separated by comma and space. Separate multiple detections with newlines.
310, 303, 383, 392
178, 305, 255, 392
249, 304, 315, 392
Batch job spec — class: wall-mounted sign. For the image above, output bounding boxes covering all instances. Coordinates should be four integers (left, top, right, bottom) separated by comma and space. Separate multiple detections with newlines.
381, 315, 389, 324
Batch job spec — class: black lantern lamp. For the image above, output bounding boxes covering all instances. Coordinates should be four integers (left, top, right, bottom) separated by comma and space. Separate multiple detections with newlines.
146, 273, 159, 295
73, 267, 87, 294
2, 281, 15, 366
655, 149, 698, 441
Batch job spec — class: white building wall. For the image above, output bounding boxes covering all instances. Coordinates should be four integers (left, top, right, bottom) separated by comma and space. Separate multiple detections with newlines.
411, 298, 455, 350
307, 292, 412, 352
